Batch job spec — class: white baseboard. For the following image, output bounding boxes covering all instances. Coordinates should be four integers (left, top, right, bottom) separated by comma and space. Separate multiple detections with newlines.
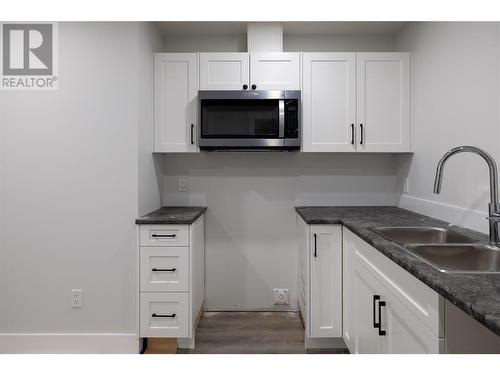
399, 194, 488, 234
0, 334, 139, 354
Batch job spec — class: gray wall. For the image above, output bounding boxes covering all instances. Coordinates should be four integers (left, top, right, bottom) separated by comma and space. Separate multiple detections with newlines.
397, 22, 500, 233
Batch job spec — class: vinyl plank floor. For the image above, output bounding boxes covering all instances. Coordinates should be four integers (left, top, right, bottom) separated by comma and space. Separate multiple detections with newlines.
177, 311, 349, 354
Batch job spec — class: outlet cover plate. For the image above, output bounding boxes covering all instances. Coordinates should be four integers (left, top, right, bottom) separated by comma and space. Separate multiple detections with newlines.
71, 289, 82, 308
273, 288, 289, 305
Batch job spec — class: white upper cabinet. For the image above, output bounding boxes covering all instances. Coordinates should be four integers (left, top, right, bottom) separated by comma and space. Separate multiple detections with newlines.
250, 52, 301, 90
154, 53, 198, 153
302, 53, 357, 152
199, 53, 250, 90
302, 52, 410, 153
357, 52, 410, 152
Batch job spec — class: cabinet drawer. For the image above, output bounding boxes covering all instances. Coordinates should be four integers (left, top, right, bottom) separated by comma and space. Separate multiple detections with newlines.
140, 247, 189, 292
140, 293, 189, 338
140, 225, 189, 247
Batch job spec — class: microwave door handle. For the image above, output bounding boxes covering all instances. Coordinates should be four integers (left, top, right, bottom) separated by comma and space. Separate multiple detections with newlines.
278, 100, 285, 138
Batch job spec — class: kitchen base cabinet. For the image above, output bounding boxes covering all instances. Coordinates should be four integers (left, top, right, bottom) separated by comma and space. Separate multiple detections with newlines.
138, 214, 205, 349
343, 228, 444, 354
382, 287, 443, 354
297, 215, 343, 349
351, 258, 383, 353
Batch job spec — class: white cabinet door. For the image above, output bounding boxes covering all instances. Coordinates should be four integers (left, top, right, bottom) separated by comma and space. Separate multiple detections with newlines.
250, 52, 300, 90
381, 292, 442, 354
199, 53, 250, 90
356, 52, 410, 152
302, 53, 356, 152
309, 225, 342, 338
352, 258, 383, 354
154, 53, 198, 152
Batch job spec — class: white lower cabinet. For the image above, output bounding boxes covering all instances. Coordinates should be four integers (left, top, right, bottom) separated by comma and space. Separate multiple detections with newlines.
140, 293, 190, 338
309, 225, 342, 337
138, 214, 205, 349
382, 287, 442, 354
297, 215, 343, 348
351, 258, 383, 353
343, 228, 444, 354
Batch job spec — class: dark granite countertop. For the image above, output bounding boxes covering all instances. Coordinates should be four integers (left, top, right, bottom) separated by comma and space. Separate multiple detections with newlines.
136, 206, 206, 225
295, 206, 500, 336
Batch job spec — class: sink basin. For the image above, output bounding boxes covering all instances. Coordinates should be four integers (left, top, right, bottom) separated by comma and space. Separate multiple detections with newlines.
371, 226, 476, 245
405, 244, 500, 273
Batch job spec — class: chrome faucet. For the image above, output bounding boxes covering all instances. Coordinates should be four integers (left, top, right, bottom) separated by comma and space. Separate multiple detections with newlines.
433, 145, 500, 245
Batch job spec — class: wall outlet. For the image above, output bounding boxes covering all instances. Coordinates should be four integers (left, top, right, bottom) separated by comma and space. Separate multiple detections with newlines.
71, 289, 82, 308
178, 177, 188, 192
273, 288, 289, 305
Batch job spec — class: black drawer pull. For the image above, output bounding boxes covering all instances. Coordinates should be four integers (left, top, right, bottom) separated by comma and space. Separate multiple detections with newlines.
152, 268, 176, 272
360, 124, 364, 145
190, 124, 194, 145
350, 123, 355, 144
151, 234, 176, 238
373, 295, 380, 328
313, 233, 318, 258
152, 313, 176, 318
378, 301, 386, 336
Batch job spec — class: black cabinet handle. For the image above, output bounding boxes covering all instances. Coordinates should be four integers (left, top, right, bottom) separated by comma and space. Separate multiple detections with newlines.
151, 233, 176, 238
351, 124, 355, 144
251, 84, 257, 90
152, 268, 176, 272
190, 124, 194, 145
359, 124, 364, 145
152, 313, 176, 318
378, 301, 386, 336
243, 84, 248, 90
373, 295, 380, 328
313, 233, 318, 258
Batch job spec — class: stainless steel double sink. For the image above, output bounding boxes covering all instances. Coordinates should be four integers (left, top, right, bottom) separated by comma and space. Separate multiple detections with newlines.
371, 226, 500, 274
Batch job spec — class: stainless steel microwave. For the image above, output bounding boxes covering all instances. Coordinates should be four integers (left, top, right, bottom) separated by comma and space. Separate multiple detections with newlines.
198, 90, 301, 151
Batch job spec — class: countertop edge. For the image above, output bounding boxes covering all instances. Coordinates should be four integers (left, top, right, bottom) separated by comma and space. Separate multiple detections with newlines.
135, 206, 207, 225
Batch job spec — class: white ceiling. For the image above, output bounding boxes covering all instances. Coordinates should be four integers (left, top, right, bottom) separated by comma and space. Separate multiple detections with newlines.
157, 22, 408, 36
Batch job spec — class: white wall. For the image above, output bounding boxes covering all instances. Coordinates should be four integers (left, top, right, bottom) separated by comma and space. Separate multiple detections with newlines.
161, 153, 401, 310
0, 22, 162, 353
397, 22, 500, 233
